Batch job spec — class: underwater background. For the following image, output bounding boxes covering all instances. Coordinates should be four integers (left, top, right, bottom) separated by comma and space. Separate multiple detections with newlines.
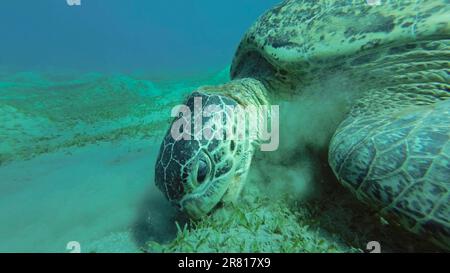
0, 1, 445, 253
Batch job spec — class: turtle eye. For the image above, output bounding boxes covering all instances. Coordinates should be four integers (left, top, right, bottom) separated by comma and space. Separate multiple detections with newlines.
195, 150, 212, 185
197, 159, 209, 184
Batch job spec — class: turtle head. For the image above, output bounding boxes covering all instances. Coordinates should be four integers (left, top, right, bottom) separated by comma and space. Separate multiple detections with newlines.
155, 91, 256, 219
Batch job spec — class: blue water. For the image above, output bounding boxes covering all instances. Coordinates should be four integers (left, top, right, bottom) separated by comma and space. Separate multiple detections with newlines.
0, 0, 279, 76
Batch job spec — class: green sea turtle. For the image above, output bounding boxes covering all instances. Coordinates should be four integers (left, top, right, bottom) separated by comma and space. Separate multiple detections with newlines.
155, 0, 450, 250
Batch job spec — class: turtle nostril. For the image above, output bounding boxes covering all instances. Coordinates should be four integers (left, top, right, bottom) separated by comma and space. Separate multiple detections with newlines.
230, 140, 236, 151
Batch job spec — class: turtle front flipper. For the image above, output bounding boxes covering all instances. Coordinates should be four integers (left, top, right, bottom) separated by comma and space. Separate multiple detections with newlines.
329, 94, 450, 250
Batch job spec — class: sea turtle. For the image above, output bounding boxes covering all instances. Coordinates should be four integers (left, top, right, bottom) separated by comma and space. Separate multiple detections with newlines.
155, 0, 450, 250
